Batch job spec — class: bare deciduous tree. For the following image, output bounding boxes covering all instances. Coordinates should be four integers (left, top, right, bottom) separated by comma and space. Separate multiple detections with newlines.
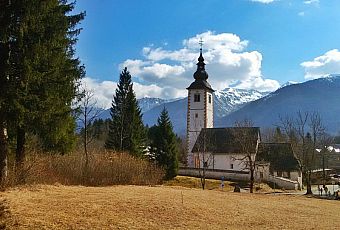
317, 133, 333, 187
278, 111, 325, 194
189, 112, 219, 190
232, 119, 259, 193
194, 129, 215, 190
77, 86, 103, 172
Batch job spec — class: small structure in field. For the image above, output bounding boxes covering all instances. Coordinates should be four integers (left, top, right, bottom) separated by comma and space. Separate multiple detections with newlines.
256, 143, 302, 189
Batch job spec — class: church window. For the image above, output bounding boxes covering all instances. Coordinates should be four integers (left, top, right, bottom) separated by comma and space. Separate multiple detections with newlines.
194, 93, 200, 102
208, 94, 212, 103
230, 163, 234, 169
195, 113, 198, 118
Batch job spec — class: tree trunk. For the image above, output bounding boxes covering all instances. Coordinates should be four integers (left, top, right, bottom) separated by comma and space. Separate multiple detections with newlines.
84, 119, 88, 169
249, 157, 254, 193
306, 171, 313, 195
322, 152, 326, 187
200, 166, 206, 190
83, 122, 89, 184
16, 126, 26, 165
0, 118, 8, 184
250, 168, 254, 193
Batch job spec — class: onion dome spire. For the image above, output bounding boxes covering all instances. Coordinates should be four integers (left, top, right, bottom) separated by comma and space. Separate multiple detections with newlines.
194, 47, 208, 81
186, 39, 214, 92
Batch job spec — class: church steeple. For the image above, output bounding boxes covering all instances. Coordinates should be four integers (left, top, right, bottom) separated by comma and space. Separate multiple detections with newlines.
187, 45, 214, 91
186, 40, 214, 168
194, 48, 209, 81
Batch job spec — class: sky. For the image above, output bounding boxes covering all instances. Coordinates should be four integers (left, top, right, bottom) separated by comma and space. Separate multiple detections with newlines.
74, 0, 340, 108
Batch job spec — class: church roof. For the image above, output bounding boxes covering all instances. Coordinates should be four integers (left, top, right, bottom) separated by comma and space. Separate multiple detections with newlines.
256, 143, 300, 172
187, 50, 214, 92
191, 127, 260, 154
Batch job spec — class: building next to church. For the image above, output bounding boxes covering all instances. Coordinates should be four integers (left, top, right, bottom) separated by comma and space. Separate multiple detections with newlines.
184, 49, 302, 190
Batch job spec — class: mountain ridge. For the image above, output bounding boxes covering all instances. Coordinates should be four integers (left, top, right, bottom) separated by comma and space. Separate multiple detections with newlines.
217, 76, 340, 134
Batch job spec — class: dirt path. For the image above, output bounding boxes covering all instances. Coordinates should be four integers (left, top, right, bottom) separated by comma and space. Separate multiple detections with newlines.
2, 184, 340, 229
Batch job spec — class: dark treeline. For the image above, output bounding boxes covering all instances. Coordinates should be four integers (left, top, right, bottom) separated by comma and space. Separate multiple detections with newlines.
82, 68, 182, 180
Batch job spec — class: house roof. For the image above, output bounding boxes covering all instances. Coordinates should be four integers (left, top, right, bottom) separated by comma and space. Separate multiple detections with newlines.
187, 80, 214, 92
256, 143, 300, 172
191, 127, 260, 154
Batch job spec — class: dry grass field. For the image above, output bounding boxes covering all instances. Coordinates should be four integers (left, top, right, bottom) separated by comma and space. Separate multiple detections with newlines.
1, 184, 340, 229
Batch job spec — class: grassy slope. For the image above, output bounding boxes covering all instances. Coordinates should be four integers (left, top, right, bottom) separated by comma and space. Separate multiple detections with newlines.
2, 184, 340, 229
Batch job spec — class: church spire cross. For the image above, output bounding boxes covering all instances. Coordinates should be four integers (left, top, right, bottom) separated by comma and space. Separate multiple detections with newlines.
199, 38, 204, 52
197, 38, 205, 64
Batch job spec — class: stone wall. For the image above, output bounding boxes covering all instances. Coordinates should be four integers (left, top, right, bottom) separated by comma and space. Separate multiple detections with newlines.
179, 167, 301, 190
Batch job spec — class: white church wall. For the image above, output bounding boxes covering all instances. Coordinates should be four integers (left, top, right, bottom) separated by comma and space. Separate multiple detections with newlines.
205, 91, 213, 128
192, 153, 252, 172
189, 89, 205, 110
187, 89, 209, 168
212, 154, 250, 171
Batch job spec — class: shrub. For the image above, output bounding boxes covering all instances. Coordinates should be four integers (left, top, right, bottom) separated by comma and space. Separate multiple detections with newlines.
3, 150, 164, 187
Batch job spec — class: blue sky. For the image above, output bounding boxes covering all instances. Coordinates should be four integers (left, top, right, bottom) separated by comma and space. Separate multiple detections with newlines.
74, 0, 340, 107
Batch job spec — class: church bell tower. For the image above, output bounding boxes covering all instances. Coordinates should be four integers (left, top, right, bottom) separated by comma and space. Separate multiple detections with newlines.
186, 45, 214, 167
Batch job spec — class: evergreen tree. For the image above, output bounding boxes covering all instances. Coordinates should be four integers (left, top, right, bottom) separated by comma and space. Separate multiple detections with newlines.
149, 108, 179, 180
105, 67, 145, 157
273, 127, 286, 143
0, 0, 85, 167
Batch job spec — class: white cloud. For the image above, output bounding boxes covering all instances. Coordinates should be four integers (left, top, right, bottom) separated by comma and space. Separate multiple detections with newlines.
301, 49, 340, 79
183, 32, 248, 51
251, 0, 275, 3
84, 31, 280, 106
234, 77, 280, 92
120, 31, 279, 94
304, 0, 319, 5
80, 77, 185, 109
80, 77, 117, 109
298, 11, 305, 16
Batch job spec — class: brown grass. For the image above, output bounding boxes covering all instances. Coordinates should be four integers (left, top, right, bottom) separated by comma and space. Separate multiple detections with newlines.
164, 176, 280, 193
2, 184, 340, 229
164, 176, 233, 191
4, 151, 164, 187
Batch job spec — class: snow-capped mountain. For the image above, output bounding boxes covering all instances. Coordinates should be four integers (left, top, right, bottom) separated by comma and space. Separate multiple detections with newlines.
142, 88, 269, 135
280, 81, 299, 89
98, 97, 176, 120
98, 88, 270, 134
217, 75, 340, 134
137, 97, 176, 113
214, 88, 268, 117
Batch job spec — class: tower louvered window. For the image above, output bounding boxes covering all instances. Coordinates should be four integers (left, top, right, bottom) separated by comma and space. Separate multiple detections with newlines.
194, 94, 200, 102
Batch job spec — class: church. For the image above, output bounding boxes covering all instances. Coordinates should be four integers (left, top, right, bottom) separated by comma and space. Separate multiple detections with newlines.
183, 47, 302, 190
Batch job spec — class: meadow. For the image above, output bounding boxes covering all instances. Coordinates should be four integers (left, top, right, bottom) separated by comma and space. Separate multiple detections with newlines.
2, 183, 340, 229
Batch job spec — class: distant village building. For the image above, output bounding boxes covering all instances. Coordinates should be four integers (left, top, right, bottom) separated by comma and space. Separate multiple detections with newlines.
315, 144, 340, 173
184, 49, 302, 190
256, 143, 302, 187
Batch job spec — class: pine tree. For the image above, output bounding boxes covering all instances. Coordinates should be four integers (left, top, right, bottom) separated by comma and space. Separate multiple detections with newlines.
150, 108, 179, 180
0, 0, 85, 166
274, 127, 286, 143
105, 67, 145, 157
